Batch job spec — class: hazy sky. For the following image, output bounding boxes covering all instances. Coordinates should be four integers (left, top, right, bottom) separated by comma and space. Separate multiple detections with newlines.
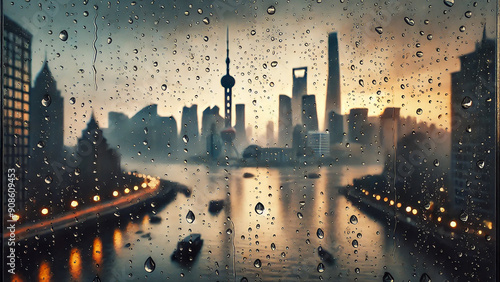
5, 0, 497, 146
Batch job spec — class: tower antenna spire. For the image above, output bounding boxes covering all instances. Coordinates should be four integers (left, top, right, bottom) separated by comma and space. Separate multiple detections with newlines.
226, 26, 230, 74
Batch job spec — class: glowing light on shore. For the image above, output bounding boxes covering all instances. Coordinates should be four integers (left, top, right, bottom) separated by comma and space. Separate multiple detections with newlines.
439, 207, 445, 212
412, 209, 418, 215
134, 185, 139, 191
113, 191, 119, 197
405, 206, 412, 213
124, 188, 130, 194
93, 195, 100, 202
389, 200, 395, 206
375, 195, 381, 201
396, 203, 402, 208
12, 214, 20, 221
70, 200, 79, 208
41, 208, 49, 215
383, 197, 388, 202
450, 220, 457, 228
141, 182, 147, 188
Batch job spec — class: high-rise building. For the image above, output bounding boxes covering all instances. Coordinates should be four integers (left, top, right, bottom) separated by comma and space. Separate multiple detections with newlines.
30, 61, 64, 175
2, 17, 32, 212
307, 131, 330, 158
278, 95, 292, 146
234, 104, 247, 145
220, 28, 235, 129
266, 121, 275, 146
379, 107, 401, 154
325, 32, 341, 128
180, 104, 199, 151
201, 106, 223, 139
292, 67, 307, 125
326, 110, 343, 145
348, 108, 369, 144
301, 95, 318, 132
450, 27, 496, 223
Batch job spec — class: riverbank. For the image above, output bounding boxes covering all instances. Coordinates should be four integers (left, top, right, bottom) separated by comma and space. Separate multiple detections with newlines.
3, 179, 190, 241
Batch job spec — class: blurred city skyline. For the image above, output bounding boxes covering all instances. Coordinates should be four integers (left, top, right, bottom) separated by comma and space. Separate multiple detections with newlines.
5, 0, 497, 146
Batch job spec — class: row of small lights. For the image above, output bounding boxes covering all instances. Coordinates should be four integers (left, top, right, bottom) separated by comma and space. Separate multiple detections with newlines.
37, 174, 160, 216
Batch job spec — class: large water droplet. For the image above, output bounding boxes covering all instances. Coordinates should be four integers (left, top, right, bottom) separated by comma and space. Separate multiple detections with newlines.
183, 135, 189, 143
404, 17, 415, 26
420, 273, 431, 282
416, 108, 423, 115
271, 242, 276, 250
359, 79, 364, 87
59, 30, 68, 41
69, 97, 76, 105
202, 17, 210, 24
107, 37, 112, 44
459, 25, 466, 32
253, 259, 262, 268
460, 212, 468, 222
317, 263, 325, 273
443, 0, 454, 7
350, 215, 358, 225
297, 212, 303, 219
186, 210, 195, 223
144, 256, 156, 273
44, 176, 52, 184
42, 94, 52, 107
375, 27, 383, 34
352, 239, 358, 248
416, 51, 424, 57
383, 272, 394, 282
476, 160, 485, 169
267, 6, 276, 15
464, 11, 472, 18
316, 228, 324, 239
255, 202, 264, 215
433, 159, 440, 167
461, 96, 472, 109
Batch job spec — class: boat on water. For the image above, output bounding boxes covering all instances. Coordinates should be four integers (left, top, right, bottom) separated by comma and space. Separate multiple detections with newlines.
171, 234, 204, 265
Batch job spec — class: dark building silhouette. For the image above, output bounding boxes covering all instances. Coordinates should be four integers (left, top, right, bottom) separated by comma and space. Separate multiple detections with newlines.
325, 32, 341, 128
301, 95, 319, 132
307, 132, 330, 158
266, 121, 275, 146
450, 26, 496, 222
181, 104, 199, 153
292, 124, 306, 158
278, 95, 292, 147
234, 104, 247, 145
3, 17, 32, 212
379, 107, 401, 154
201, 106, 224, 139
348, 108, 369, 144
292, 67, 307, 125
30, 61, 64, 174
221, 28, 236, 129
75, 113, 121, 201
327, 110, 344, 145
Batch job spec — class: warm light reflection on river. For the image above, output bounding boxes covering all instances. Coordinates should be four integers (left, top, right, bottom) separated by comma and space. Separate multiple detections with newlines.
15, 164, 459, 281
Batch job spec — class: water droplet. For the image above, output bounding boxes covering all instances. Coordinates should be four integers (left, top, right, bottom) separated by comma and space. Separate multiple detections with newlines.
477, 160, 485, 169
317, 263, 325, 273
459, 26, 466, 32
316, 228, 324, 239
350, 215, 358, 225
92, 275, 102, 282
107, 37, 112, 44
251, 30, 256, 36
427, 34, 433, 40
464, 11, 472, 18
416, 108, 423, 115
416, 51, 424, 57
255, 202, 264, 215
253, 259, 262, 268
271, 61, 278, 67
267, 6, 276, 15
202, 17, 210, 24
352, 239, 358, 248
42, 94, 52, 107
240, 278, 248, 282
359, 79, 364, 87
443, 0, 454, 7
460, 212, 468, 222
297, 212, 303, 219
355, 267, 360, 274
226, 228, 232, 234
44, 176, 52, 184
37, 141, 45, 148
420, 273, 431, 282
144, 256, 155, 273
461, 96, 472, 109
404, 17, 415, 26
383, 272, 394, 282
271, 243, 276, 250
375, 27, 383, 34
83, 11, 89, 17
186, 210, 195, 223
69, 97, 76, 105
59, 30, 68, 41
182, 135, 189, 143
161, 84, 167, 91
197, 8, 203, 14
433, 159, 440, 167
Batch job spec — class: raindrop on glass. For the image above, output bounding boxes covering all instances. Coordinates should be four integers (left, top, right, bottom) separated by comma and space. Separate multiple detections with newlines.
183, 135, 189, 143
161, 84, 167, 91
144, 256, 155, 273
383, 272, 394, 282
44, 176, 52, 184
316, 228, 324, 239
477, 160, 485, 169
350, 215, 358, 225
459, 26, 466, 32
271, 243, 276, 250
253, 259, 262, 268
255, 202, 264, 215
59, 30, 68, 41
460, 212, 468, 222
186, 210, 195, 223
443, 0, 454, 7
433, 159, 440, 167
359, 79, 364, 87
404, 17, 415, 26
420, 273, 431, 282
352, 239, 358, 248
107, 37, 112, 44
267, 6, 276, 15
416, 51, 424, 57
92, 276, 101, 282
297, 212, 303, 219
375, 27, 383, 34
69, 97, 76, 105
464, 11, 472, 18
317, 263, 325, 273
42, 94, 52, 107
416, 108, 423, 115
461, 96, 472, 109
202, 17, 210, 25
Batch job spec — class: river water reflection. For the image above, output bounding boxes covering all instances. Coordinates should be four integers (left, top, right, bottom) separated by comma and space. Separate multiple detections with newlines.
16, 164, 455, 281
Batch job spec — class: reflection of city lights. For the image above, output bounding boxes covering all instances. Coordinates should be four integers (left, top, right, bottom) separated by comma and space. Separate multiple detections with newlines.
389, 200, 395, 206
478, 230, 483, 235
124, 188, 130, 194
437, 216, 442, 222
365, 191, 369, 196
406, 206, 412, 213
38, 260, 52, 282
141, 183, 147, 188
70, 200, 79, 208
12, 214, 20, 221
412, 209, 418, 215
93, 195, 100, 202
134, 185, 139, 191
450, 220, 457, 228
69, 248, 82, 279
113, 191, 119, 197
396, 203, 402, 208
439, 207, 445, 212
383, 197, 388, 202
439, 187, 445, 192
41, 208, 49, 215
376, 195, 381, 201
484, 221, 493, 230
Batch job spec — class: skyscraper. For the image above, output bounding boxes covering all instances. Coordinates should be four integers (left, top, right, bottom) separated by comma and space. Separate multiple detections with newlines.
348, 108, 369, 144
450, 26, 496, 223
266, 121, 275, 146
3, 17, 32, 212
234, 104, 247, 145
326, 110, 344, 145
301, 95, 319, 132
379, 107, 401, 154
181, 105, 199, 152
292, 67, 307, 125
325, 32, 341, 129
307, 132, 330, 158
278, 95, 292, 146
221, 28, 235, 129
30, 61, 64, 175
